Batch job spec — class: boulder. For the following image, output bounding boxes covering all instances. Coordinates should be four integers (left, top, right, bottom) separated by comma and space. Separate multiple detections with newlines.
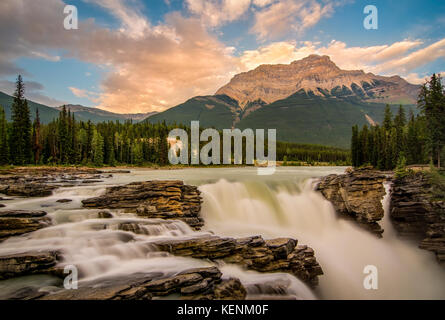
82, 180, 204, 230
317, 167, 387, 236
153, 235, 323, 287
40, 267, 246, 300
0, 210, 52, 241
0, 251, 62, 280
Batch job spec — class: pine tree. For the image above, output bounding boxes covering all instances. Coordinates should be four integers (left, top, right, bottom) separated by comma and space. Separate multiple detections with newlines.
32, 109, 42, 164
394, 105, 406, 163
91, 129, 104, 166
383, 104, 393, 131
10, 75, 32, 164
418, 74, 445, 167
0, 106, 9, 165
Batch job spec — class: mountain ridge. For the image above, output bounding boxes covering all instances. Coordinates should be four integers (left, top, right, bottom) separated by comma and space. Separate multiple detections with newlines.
216, 54, 419, 108
148, 54, 420, 148
0, 91, 157, 124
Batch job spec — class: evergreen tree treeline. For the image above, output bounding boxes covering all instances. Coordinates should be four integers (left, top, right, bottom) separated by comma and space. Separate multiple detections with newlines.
0, 76, 171, 166
351, 74, 445, 170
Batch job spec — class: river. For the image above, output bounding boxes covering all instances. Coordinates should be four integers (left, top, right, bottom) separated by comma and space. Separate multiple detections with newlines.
1, 167, 444, 299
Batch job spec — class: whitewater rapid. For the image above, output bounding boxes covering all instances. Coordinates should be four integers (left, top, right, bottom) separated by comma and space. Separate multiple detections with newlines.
0, 167, 444, 299
200, 179, 445, 299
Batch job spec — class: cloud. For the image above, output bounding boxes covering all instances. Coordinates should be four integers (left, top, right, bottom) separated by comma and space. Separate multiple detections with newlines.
185, 0, 252, 27
250, 0, 339, 40
239, 38, 445, 83
0, 0, 239, 113
85, 0, 150, 38
2, 0, 444, 114
0, 79, 65, 107
69, 86, 100, 101
252, 0, 276, 7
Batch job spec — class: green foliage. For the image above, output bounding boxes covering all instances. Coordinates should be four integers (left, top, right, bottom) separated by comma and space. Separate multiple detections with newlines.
352, 74, 445, 170
418, 74, 445, 167
394, 154, 409, 179
0, 106, 9, 164
91, 129, 104, 166
10, 75, 32, 164
276, 141, 349, 165
426, 168, 445, 201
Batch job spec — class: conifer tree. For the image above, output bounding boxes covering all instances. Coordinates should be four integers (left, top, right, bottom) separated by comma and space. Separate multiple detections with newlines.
10, 75, 32, 164
32, 109, 42, 164
0, 106, 9, 165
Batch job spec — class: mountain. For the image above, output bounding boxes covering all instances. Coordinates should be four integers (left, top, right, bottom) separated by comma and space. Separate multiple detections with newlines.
59, 104, 157, 123
0, 91, 60, 123
216, 54, 419, 107
148, 55, 420, 148
0, 91, 157, 124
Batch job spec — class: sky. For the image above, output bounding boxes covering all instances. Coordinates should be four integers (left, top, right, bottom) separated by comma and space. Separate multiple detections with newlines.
0, 0, 444, 113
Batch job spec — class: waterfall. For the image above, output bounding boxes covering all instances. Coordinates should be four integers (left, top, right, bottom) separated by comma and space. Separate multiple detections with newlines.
1, 168, 445, 300
200, 178, 445, 299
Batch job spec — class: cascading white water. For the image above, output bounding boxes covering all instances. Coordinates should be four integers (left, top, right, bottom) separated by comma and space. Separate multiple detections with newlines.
200, 178, 445, 299
0, 173, 315, 300
1, 167, 444, 300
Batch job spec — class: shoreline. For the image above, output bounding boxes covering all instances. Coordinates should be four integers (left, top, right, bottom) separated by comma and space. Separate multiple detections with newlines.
0, 163, 349, 173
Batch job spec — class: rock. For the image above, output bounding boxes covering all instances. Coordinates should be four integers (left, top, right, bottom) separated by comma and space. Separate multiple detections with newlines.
82, 180, 204, 230
39, 267, 246, 300
0, 167, 113, 198
0, 183, 57, 197
81, 180, 103, 184
0, 210, 52, 240
152, 235, 322, 287
56, 199, 72, 203
0, 251, 62, 280
390, 172, 445, 266
99, 170, 130, 174
317, 167, 387, 236
97, 210, 113, 219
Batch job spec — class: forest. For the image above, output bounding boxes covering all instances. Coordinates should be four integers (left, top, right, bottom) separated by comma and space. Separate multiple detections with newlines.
351, 74, 445, 170
0, 75, 350, 167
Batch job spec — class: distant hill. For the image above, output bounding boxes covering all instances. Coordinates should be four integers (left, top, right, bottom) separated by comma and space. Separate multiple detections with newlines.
0, 91, 157, 124
0, 91, 60, 123
148, 55, 420, 148
59, 104, 157, 123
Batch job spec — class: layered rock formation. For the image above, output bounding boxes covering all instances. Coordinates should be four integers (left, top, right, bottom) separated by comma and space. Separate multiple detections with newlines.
216, 54, 419, 108
153, 235, 322, 287
0, 210, 52, 241
40, 267, 246, 300
0, 251, 62, 280
82, 180, 204, 230
390, 173, 445, 266
0, 167, 110, 197
317, 167, 387, 236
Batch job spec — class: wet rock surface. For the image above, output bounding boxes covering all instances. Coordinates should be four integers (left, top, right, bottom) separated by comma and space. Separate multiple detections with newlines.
317, 167, 387, 236
82, 180, 204, 230
0, 210, 52, 241
0, 251, 62, 280
153, 235, 323, 287
40, 267, 246, 300
0, 167, 112, 198
390, 172, 445, 266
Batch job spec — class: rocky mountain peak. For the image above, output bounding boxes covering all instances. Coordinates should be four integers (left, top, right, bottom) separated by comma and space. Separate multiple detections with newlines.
216, 54, 419, 108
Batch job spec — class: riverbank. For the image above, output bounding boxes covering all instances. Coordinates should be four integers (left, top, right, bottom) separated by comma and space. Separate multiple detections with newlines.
0, 161, 350, 173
